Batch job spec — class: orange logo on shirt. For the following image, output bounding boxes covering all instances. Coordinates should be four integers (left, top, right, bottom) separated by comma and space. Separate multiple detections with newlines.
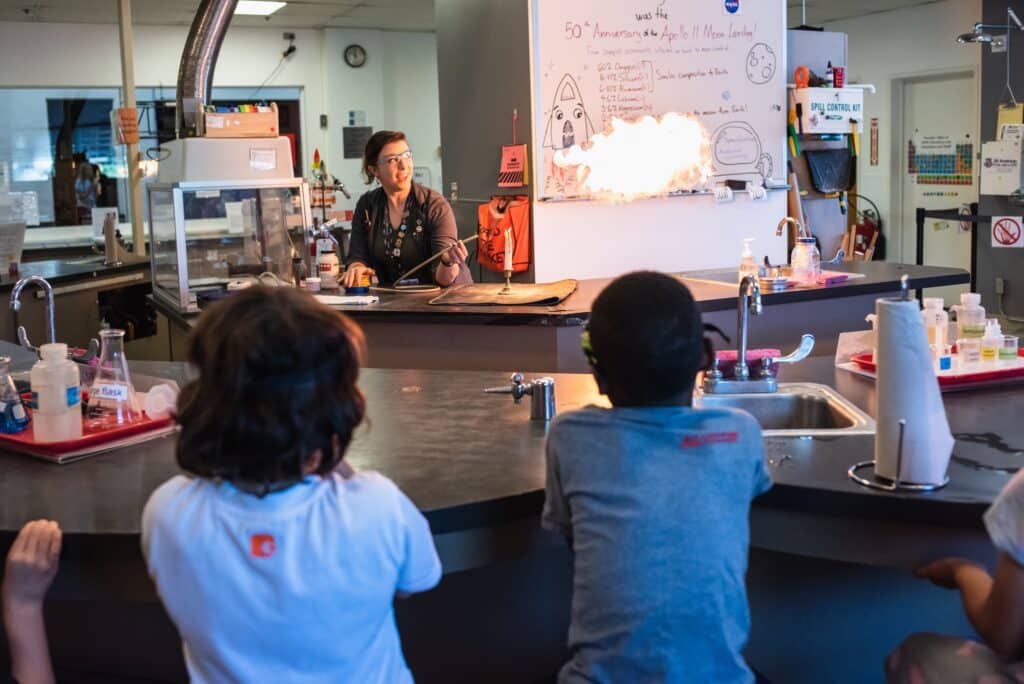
250, 534, 276, 558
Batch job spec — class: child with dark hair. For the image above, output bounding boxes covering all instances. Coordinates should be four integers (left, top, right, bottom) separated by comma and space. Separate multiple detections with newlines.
141, 286, 441, 683
544, 271, 771, 683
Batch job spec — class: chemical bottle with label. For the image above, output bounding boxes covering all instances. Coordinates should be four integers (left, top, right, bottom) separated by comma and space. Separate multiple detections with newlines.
981, 319, 1002, 362
316, 236, 340, 289
30, 343, 82, 442
739, 238, 757, 283
921, 297, 948, 353
951, 292, 986, 339
0, 356, 29, 434
87, 329, 140, 429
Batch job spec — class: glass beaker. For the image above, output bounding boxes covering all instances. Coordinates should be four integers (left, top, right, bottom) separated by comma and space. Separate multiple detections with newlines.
87, 329, 140, 428
0, 356, 29, 434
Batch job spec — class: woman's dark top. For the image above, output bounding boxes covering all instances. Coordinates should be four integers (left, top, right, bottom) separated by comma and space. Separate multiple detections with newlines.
347, 182, 471, 286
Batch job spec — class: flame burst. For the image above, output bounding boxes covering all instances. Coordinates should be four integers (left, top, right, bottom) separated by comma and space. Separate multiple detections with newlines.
553, 113, 712, 200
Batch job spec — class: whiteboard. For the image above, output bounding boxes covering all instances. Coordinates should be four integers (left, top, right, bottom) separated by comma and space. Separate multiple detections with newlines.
531, 0, 786, 201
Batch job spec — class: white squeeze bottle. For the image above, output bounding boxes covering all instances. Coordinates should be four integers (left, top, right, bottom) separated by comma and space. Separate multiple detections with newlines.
739, 238, 757, 283
952, 292, 986, 339
982, 319, 1002, 362
30, 343, 83, 442
921, 298, 948, 350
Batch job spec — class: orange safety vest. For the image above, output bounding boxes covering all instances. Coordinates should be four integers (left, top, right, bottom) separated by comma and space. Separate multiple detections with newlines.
477, 195, 530, 273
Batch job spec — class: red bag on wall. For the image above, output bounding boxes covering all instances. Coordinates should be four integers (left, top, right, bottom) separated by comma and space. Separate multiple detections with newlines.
477, 195, 530, 273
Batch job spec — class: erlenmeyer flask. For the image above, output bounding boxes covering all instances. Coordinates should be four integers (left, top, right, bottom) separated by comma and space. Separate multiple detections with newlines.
87, 329, 140, 428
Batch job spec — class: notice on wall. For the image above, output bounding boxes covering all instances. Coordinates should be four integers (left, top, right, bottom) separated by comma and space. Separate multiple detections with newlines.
343, 126, 374, 159
531, 0, 785, 200
992, 215, 1024, 248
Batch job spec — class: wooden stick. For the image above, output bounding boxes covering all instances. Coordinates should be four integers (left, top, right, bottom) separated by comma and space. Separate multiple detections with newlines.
864, 230, 879, 262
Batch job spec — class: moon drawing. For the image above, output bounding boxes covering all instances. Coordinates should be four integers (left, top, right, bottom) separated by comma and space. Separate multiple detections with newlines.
746, 43, 776, 85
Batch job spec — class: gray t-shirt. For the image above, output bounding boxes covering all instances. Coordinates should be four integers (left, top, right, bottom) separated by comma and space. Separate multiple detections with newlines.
543, 404, 771, 684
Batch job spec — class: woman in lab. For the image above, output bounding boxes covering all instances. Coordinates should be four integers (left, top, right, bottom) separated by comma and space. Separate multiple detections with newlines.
74, 161, 98, 224
342, 131, 470, 288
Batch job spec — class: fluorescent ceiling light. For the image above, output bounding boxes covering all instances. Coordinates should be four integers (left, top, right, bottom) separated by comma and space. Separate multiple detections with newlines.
235, 1, 287, 16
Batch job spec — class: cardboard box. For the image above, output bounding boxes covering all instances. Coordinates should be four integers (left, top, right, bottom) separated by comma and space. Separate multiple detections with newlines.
204, 103, 279, 139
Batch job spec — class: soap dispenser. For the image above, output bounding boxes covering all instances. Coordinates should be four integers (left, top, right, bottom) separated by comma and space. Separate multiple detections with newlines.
739, 238, 757, 283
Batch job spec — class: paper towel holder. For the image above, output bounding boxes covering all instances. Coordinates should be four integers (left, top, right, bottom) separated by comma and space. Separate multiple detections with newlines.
848, 419, 951, 492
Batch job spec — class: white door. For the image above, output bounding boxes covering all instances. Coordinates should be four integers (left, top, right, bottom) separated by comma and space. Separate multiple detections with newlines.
899, 72, 978, 305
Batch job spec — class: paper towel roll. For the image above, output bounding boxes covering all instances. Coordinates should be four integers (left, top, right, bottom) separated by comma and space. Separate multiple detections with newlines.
874, 297, 954, 484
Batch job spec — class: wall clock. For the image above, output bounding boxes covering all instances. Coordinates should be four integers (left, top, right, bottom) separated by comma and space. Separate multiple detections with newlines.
344, 44, 367, 68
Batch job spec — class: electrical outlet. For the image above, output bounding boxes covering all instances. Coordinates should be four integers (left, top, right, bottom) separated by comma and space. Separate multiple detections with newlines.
283, 32, 296, 41
320, 114, 328, 129
996, 277, 1006, 295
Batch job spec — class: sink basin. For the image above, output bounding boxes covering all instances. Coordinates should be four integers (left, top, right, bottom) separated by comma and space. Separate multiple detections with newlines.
695, 382, 875, 437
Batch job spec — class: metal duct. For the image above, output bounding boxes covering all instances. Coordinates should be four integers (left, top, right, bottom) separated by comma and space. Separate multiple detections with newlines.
176, 0, 239, 138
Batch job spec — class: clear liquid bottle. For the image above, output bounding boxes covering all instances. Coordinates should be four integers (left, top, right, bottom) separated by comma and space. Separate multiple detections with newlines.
0, 356, 29, 434
87, 329, 140, 429
791, 237, 821, 285
921, 297, 948, 356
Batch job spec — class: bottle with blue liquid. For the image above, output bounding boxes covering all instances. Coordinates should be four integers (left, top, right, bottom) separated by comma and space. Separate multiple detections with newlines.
0, 356, 29, 434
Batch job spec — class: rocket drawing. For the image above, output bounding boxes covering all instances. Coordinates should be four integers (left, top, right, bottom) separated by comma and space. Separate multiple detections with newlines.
543, 74, 596, 150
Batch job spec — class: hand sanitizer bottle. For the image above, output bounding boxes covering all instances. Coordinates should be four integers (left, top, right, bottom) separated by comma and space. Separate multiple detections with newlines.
738, 238, 757, 283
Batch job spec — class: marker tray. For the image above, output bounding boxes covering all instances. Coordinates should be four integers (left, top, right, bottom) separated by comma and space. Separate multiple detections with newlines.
848, 349, 1024, 392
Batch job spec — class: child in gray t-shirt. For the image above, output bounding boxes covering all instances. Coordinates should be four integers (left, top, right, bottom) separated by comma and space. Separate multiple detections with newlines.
544, 271, 771, 684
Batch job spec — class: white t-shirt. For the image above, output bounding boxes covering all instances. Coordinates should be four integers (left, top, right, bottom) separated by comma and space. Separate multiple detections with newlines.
141, 471, 442, 684
985, 468, 1024, 567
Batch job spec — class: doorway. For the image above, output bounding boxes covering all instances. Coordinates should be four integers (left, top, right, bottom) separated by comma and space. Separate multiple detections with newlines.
895, 70, 978, 305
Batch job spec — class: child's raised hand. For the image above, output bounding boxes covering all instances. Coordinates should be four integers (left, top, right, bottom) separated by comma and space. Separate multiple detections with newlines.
2, 520, 62, 607
914, 557, 983, 590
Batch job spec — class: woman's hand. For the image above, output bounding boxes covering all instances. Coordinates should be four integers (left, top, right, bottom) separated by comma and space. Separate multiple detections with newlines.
341, 262, 375, 288
439, 240, 468, 267
914, 557, 986, 590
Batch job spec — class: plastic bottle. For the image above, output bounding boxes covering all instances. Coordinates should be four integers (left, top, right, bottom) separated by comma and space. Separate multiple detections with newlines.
981, 319, 1002, 362
30, 343, 82, 442
921, 298, 948, 351
951, 292, 986, 339
790, 237, 821, 285
0, 356, 29, 434
739, 238, 757, 283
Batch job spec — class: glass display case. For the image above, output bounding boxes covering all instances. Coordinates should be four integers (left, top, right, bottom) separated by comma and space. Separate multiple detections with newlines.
148, 180, 312, 313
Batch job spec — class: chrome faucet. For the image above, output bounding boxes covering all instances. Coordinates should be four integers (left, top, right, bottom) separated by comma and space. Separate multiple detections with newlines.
776, 216, 810, 240
735, 275, 762, 381
10, 276, 55, 352
701, 275, 816, 394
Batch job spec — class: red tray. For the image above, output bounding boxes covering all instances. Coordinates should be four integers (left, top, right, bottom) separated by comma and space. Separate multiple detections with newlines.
0, 409, 174, 462
850, 349, 1024, 390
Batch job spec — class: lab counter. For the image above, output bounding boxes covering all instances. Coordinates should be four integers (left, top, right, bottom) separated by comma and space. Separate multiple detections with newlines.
0, 258, 152, 353
153, 262, 970, 370
0, 343, 1013, 682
